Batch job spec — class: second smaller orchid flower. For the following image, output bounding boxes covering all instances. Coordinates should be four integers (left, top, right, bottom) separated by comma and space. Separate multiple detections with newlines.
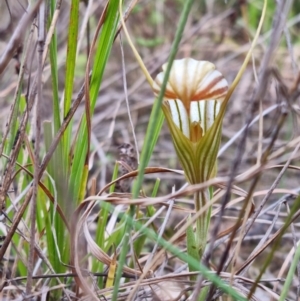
153, 58, 228, 185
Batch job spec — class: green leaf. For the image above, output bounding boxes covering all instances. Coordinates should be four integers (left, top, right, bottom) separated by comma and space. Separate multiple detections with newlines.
198, 286, 209, 301
48, 0, 60, 133
69, 0, 120, 204
186, 218, 200, 280
62, 0, 80, 171
44, 122, 68, 275
64, 0, 79, 116
132, 98, 164, 197
279, 241, 300, 301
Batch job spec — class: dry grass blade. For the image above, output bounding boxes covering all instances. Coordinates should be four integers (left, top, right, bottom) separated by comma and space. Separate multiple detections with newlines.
71, 200, 99, 300
236, 208, 300, 275
97, 166, 183, 195
0, 188, 32, 261
26, 2, 45, 295
0, 1, 42, 74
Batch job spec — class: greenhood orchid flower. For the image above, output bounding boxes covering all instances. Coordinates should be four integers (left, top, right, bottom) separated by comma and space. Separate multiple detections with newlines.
153, 58, 229, 263
153, 58, 228, 185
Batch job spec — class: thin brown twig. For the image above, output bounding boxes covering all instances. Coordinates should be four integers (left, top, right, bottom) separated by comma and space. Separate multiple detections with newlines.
0, 1, 42, 75
205, 0, 293, 299
237, 141, 300, 278
25, 2, 45, 297
209, 105, 287, 300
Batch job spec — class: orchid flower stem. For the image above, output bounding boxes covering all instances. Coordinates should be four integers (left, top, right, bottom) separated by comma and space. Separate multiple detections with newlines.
194, 190, 210, 258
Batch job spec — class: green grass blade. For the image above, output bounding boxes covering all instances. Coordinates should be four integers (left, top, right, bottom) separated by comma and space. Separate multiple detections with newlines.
43, 122, 66, 274
186, 218, 200, 279
69, 0, 120, 204
61, 0, 80, 174
279, 241, 300, 301
4, 88, 22, 158
113, 0, 195, 299
47, 2, 69, 276
131, 89, 164, 198
49, 0, 60, 132
63, 0, 79, 116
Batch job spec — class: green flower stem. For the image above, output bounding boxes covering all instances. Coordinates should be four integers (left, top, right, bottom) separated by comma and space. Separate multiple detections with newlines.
194, 190, 210, 258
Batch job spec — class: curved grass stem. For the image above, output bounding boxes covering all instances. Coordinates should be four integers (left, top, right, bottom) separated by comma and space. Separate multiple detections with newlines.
118, 0, 153, 87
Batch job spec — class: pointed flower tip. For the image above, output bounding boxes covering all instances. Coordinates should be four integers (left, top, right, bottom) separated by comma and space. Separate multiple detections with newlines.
153, 58, 228, 110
